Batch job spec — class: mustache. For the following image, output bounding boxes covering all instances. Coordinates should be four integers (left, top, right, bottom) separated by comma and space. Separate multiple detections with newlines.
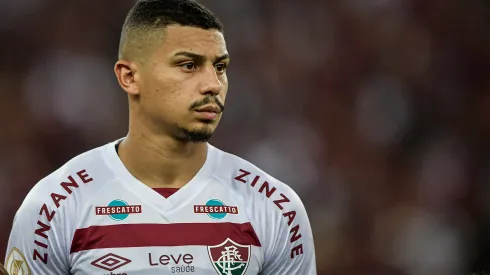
189, 96, 225, 112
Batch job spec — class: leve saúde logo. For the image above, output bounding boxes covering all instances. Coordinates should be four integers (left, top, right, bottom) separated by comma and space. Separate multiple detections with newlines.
208, 238, 250, 275
193, 199, 238, 220
5, 247, 31, 275
95, 199, 142, 221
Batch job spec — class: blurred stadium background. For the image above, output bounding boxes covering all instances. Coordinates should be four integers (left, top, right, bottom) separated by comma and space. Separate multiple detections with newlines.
1, 0, 490, 274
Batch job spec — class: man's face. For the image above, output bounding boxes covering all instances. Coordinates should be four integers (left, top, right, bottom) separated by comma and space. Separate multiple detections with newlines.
138, 25, 229, 142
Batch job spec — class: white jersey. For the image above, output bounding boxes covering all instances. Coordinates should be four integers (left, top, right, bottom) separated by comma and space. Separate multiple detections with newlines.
5, 139, 316, 275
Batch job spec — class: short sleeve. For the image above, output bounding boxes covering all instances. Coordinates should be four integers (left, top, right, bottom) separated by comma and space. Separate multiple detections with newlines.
5, 187, 70, 274
261, 190, 316, 275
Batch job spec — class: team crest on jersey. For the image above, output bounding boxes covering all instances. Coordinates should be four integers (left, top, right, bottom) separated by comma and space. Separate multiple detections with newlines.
5, 247, 31, 275
95, 199, 142, 221
194, 199, 238, 220
208, 238, 250, 275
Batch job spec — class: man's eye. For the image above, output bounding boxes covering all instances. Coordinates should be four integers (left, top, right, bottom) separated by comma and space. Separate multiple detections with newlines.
181, 62, 197, 71
215, 63, 227, 73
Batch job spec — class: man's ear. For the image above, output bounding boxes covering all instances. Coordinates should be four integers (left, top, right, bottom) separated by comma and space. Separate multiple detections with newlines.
114, 60, 140, 96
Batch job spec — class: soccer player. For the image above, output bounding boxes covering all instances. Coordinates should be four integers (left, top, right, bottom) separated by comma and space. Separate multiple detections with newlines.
4, 0, 316, 274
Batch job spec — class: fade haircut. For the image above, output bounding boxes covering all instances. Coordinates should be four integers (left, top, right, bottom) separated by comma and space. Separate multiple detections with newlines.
118, 0, 224, 62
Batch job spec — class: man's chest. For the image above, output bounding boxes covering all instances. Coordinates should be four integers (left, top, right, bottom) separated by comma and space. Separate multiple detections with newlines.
71, 245, 262, 275
69, 184, 264, 275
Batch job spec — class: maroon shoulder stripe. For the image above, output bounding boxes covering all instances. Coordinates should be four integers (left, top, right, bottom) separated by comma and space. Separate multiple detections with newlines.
70, 222, 261, 253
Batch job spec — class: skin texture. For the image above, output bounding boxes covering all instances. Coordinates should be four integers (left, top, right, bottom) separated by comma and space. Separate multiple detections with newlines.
113, 25, 230, 188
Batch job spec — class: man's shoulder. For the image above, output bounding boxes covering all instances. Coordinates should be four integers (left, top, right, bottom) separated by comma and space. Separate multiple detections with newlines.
22, 141, 115, 209
212, 145, 303, 208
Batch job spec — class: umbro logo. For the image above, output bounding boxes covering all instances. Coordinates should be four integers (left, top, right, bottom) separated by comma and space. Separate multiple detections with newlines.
91, 253, 131, 272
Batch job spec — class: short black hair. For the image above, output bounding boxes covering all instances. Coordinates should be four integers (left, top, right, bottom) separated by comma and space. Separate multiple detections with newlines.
118, 0, 224, 60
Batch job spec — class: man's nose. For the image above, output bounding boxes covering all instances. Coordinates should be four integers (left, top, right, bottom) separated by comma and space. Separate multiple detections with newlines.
199, 66, 222, 96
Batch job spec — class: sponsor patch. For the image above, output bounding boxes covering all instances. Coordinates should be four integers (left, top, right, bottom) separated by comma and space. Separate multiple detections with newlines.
194, 199, 238, 220
95, 199, 142, 221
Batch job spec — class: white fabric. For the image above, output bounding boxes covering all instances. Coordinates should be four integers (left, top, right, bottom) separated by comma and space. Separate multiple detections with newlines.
5, 139, 316, 275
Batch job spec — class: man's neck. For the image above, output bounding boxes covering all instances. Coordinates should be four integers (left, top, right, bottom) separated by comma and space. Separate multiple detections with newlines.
117, 131, 208, 189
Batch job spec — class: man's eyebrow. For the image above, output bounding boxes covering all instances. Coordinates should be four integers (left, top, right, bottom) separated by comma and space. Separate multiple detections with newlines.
172, 51, 229, 64
173, 51, 206, 64
214, 54, 230, 64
